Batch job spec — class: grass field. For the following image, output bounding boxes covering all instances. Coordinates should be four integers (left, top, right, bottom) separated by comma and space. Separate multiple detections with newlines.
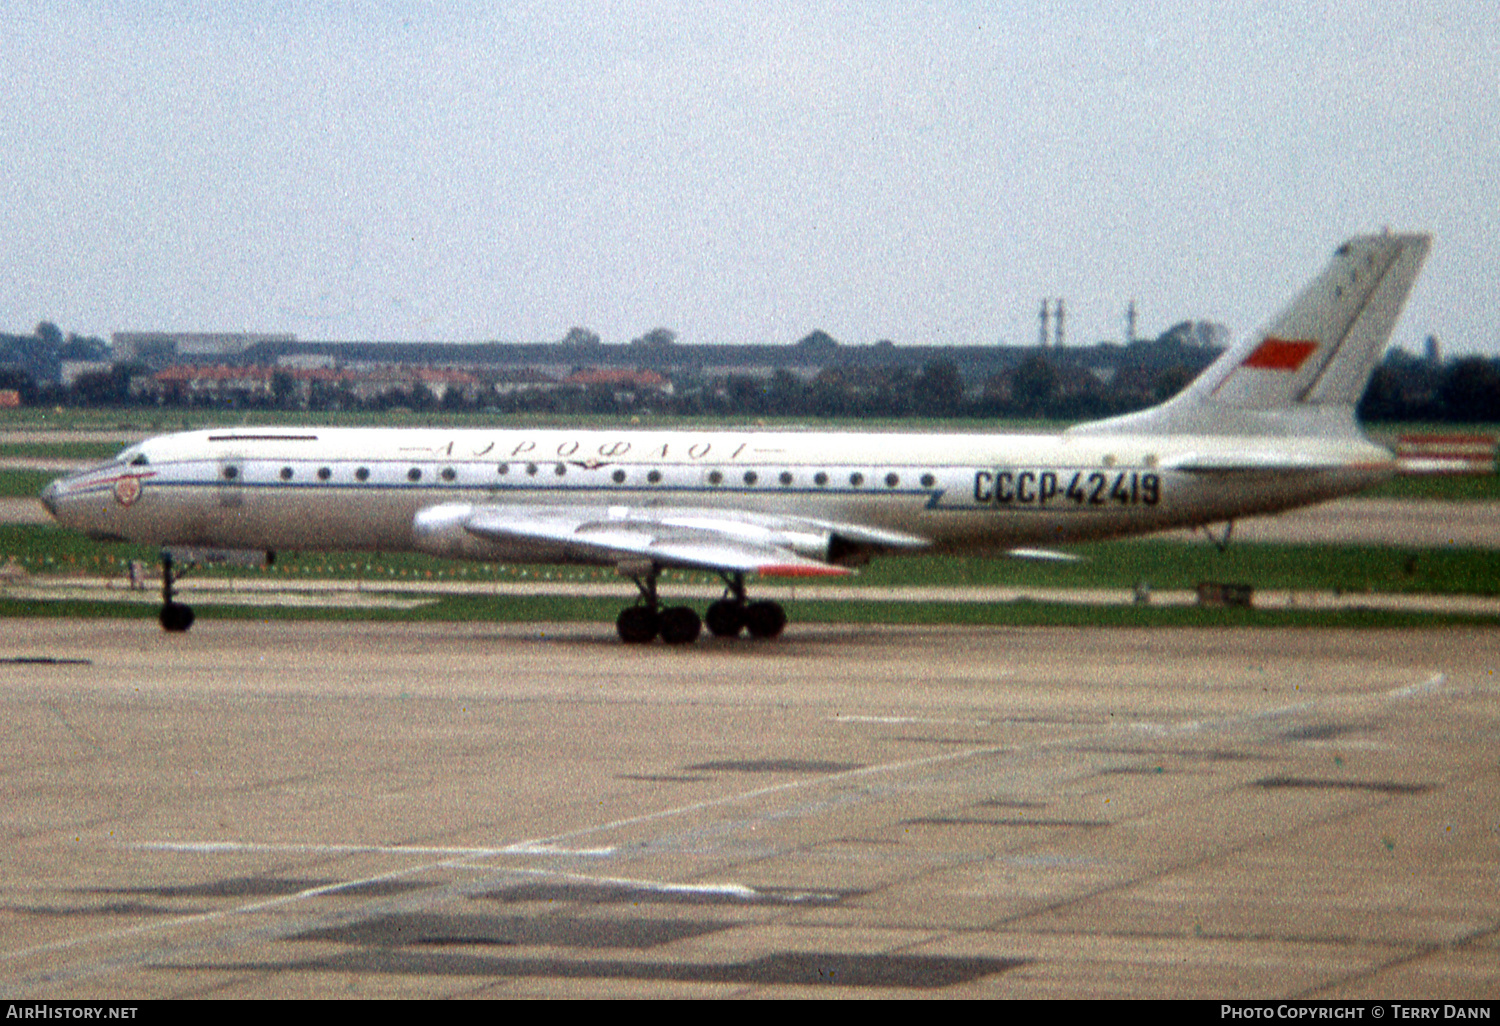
4, 522, 1498, 595
5, 519, 1498, 628
0, 592, 1492, 631
0, 471, 49, 497
1360, 474, 1500, 501
0, 441, 122, 460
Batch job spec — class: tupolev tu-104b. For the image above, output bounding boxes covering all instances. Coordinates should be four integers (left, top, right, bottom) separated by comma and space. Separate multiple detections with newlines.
41, 232, 1430, 643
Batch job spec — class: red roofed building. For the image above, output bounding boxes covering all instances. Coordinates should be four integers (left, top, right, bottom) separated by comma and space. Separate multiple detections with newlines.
562, 368, 672, 395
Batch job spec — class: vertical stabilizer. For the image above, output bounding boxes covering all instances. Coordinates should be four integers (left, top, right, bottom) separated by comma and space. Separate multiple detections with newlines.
1070, 232, 1430, 438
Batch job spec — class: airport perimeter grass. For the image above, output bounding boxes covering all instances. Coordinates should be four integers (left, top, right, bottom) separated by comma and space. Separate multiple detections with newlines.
3, 521, 1500, 629
0, 593, 1495, 631
5, 522, 1500, 594
0, 470, 53, 497
4, 523, 1499, 595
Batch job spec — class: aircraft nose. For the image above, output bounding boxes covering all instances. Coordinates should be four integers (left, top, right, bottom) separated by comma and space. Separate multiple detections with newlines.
39, 479, 61, 519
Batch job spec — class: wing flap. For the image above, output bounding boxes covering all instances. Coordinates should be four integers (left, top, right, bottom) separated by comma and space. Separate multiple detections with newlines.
455, 505, 864, 577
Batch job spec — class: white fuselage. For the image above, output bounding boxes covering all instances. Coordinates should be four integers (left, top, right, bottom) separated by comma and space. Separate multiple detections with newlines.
42, 424, 1394, 563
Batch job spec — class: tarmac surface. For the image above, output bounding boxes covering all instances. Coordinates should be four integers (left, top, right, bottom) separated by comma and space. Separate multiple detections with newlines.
1, 619, 1496, 998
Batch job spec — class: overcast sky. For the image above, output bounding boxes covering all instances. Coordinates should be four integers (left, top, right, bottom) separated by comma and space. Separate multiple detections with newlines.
2, 1, 1495, 355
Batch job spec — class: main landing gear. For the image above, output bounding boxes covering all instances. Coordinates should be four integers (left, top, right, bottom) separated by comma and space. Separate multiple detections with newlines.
158, 550, 194, 633
616, 569, 786, 645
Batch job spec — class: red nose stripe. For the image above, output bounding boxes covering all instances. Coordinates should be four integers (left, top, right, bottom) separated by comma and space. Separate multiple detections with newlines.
1241, 337, 1318, 371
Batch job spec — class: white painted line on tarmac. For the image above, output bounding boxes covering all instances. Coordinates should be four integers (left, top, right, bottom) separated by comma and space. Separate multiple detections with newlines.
831, 714, 993, 726
1388, 673, 1445, 699
133, 839, 615, 858
4, 663, 1458, 985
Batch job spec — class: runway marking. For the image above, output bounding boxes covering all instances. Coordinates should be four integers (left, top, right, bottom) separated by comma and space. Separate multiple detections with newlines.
1388, 673, 1446, 699
126, 666, 1456, 883
832, 715, 992, 726
135, 840, 616, 858
0, 854, 829, 983
4, 743, 1015, 983
1127, 672, 1447, 735
3, 664, 1457, 990
0, 857, 472, 969
465, 865, 837, 903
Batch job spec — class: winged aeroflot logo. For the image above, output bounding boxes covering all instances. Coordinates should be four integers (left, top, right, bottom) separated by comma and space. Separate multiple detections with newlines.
114, 476, 143, 506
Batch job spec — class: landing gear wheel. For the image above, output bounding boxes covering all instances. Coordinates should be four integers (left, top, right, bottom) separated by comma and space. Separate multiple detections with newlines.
744, 600, 786, 639
616, 605, 660, 644
159, 601, 195, 633
705, 599, 745, 638
659, 606, 702, 645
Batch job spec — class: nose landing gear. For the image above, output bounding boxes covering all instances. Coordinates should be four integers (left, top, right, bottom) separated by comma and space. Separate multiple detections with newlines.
158, 550, 194, 633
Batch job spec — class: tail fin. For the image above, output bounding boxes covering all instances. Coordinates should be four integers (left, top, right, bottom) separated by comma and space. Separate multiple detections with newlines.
1070, 232, 1431, 438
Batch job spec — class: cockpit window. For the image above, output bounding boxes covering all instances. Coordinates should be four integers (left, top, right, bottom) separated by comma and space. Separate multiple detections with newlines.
115, 445, 148, 466
130, 453, 149, 466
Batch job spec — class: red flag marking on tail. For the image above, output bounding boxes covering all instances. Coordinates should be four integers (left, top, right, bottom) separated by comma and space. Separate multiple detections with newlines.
1241, 337, 1317, 371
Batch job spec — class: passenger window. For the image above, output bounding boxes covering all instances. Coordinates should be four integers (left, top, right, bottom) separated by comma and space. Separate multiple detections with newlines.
355, 467, 370, 482
814, 472, 828, 486
317, 467, 332, 481
647, 469, 662, 484
743, 470, 758, 486
779, 471, 793, 486
280, 467, 294, 481
849, 472, 864, 487
920, 473, 935, 488
612, 470, 627, 483
441, 467, 457, 482
407, 467, 422, 482
885, 473, 900, 488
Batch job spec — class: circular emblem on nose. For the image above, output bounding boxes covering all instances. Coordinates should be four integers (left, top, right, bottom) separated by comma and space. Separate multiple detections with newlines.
114, 476, 142, 507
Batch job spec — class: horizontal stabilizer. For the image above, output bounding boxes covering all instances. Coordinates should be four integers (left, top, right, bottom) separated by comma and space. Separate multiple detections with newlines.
1004, 547, 1083, 562
1161, 451, 1378, 474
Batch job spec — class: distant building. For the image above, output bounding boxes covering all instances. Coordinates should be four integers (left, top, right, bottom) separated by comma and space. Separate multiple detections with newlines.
112, 332, 297, 366
113, 326, 1224, 397
60, 360, 114, 386
562, 368, 672, 395
137, 363, 480, 406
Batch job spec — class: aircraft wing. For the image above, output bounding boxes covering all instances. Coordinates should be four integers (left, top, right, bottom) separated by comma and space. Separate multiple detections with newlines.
421, 504, 929, 577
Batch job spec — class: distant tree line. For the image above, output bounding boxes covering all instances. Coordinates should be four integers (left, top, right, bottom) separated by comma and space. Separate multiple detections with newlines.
1357, 349, 1500, 423
5, 319, 1500, 422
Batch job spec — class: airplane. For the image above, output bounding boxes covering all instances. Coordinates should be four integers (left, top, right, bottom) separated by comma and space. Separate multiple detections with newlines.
40, 231, 1430, 644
